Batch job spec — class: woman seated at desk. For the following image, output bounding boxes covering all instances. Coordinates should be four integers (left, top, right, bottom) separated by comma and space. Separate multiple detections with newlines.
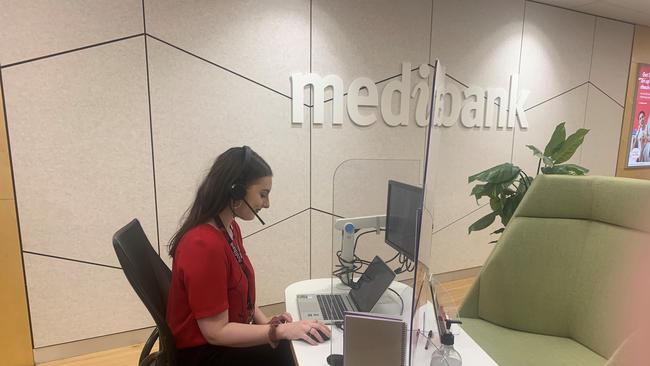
166, 146, 331, 366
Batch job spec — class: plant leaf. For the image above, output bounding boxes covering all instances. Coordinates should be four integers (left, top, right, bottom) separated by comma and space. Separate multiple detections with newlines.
468, 211, 497, 234
489, 197, 503, 213
544, 122, 566, 156
526, 145, 554, 166
501, 194, 523, 226
541, 164, 590, 176
551, 128, 590, 164
468, 163, 521, 184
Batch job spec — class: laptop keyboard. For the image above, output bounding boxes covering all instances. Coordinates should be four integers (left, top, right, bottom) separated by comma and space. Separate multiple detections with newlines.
316, 294, 350, 321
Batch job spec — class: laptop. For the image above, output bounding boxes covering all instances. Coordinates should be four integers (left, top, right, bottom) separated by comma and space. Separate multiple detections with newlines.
297, 256, 396, 324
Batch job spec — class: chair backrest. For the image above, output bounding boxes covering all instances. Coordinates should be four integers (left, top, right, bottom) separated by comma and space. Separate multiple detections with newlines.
113, 219, 177, 366
465, 175, 650, 359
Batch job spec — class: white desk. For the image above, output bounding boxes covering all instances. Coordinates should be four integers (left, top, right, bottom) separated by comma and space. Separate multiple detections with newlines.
285, 278, 498, 366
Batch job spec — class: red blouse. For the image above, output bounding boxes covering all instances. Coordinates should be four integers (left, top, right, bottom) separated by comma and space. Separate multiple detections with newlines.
166, 222, 256, 349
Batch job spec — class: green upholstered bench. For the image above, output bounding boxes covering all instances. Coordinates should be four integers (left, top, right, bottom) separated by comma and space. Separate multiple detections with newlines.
458, 175, 650, 366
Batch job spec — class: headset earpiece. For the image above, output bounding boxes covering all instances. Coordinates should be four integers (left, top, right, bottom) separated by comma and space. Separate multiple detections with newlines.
230, 183, 247, 200
230, 146, 252, 201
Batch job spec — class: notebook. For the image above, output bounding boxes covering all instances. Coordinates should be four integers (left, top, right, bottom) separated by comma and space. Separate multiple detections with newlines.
343, 311, 407, 366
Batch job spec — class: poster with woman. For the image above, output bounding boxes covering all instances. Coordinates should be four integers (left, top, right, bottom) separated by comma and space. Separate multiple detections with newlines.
628, 64, 650, 167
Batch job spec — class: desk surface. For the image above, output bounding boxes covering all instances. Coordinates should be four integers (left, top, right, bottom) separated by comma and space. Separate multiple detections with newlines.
285, 278, 498, 366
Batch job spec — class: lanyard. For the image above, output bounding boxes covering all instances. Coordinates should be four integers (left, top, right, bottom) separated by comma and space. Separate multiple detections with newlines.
214, 217, 254, 323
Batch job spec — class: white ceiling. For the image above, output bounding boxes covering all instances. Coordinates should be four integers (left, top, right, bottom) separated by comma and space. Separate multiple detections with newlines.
534, 0, 650, 27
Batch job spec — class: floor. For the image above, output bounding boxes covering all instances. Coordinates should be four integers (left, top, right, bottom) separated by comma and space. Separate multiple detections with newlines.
39, 277, 475, 365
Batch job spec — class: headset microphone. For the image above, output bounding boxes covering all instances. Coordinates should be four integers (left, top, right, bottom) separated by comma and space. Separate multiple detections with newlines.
243, 198, 266, 225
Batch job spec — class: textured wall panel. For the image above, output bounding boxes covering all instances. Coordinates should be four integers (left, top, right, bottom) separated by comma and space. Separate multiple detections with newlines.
312, 0, 431, 88
0, 0, 143, 65
581, 85, 624, 176
512, 84, 589, 175
245, 211, 310, 305
519, 2, 595, 109
590, 18, 634, 106
310, 209, 335, 279
147, 38, 310, 258
4, 37, 157, 266
429, 205, 499, 275
144, 0, 309, 96
24, 254, 153, 347
431, 0, 524, 90
578, 2, 650, 27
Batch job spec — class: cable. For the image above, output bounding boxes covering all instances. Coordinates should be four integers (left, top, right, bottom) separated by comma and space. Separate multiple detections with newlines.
387, 288, 404, 316
333, 229, 386, 287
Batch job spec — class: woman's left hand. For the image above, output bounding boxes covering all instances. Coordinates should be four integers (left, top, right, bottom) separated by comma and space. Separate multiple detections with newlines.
277, 312, 293, 323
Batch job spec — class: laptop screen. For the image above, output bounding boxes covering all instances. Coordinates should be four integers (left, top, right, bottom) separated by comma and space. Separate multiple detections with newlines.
349, 256, 396, 312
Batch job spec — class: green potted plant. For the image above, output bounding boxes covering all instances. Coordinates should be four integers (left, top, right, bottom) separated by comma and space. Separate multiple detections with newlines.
467, 123, 589, 242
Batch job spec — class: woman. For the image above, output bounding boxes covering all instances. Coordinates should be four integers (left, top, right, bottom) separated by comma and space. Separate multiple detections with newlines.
166, 146, 331, 366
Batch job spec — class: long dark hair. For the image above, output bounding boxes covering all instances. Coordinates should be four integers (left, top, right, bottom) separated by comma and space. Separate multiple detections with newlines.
168, 146, 272, 257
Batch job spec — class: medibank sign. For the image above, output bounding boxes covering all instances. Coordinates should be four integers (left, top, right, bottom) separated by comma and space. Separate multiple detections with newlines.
290, 61, 529, 129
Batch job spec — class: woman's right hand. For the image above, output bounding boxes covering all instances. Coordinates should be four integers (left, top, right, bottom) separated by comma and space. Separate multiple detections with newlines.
278, 319, 331, 345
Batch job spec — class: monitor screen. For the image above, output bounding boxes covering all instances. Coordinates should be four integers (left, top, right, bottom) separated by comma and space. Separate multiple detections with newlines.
385, 180, 423, 261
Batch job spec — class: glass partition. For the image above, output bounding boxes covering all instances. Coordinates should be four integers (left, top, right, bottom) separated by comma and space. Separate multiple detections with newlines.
313, 63, 438, 365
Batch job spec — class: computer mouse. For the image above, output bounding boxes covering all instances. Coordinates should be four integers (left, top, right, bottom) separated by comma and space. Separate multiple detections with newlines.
317, 328, 330, 341
307, 328, 330, 342
326, 353, 343, 366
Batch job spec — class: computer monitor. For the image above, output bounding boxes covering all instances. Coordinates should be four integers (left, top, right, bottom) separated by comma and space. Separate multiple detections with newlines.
384, 180, 423, 261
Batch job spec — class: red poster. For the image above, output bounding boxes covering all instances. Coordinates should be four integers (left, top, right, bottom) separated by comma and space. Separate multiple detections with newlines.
627, 64, 650, 167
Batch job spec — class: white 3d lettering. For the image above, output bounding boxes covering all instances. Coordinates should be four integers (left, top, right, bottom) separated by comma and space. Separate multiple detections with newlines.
290, 61, 529, 129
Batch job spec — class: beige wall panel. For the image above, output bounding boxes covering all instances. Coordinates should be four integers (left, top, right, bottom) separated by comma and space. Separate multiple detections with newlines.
24, 254, 154, 348
144, 0, 309, 96
0, 200, 33, 365
245, 211, 309, 305
590, 18, 634, 106
519, 2, 595, 109
428, 77, 514, 230
577, 2, 650, 27
431, 0, 524, 90
147, 38, 310, 258
0, 0, 143, 65
312, 0, 431, 89
311, 70, 428, 212
0, 88, 13, 199
512, 85, 589, 175
581, 85, 623, 176
310, 209, 335, 279
3, 37, 157, 266
428, 205, 498, 275
536, 0, 594, 7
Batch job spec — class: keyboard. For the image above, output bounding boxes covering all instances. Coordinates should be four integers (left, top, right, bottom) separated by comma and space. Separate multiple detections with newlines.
316, 294, 351, 321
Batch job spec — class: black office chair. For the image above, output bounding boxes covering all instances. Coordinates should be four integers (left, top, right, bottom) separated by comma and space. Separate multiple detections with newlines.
113, 219, 177, 366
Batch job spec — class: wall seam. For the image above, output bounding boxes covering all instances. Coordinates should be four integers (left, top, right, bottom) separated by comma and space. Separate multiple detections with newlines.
141, 2, 161, 256
1, 34, 144, 69
511, 0, 527, 164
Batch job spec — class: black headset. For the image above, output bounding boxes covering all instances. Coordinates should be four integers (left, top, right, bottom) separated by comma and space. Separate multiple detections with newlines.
229, 145, 251, 201
229, 146, 266, 225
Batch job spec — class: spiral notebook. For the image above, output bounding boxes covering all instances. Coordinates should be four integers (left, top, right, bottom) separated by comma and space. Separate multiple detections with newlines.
343, 312, 407, 366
